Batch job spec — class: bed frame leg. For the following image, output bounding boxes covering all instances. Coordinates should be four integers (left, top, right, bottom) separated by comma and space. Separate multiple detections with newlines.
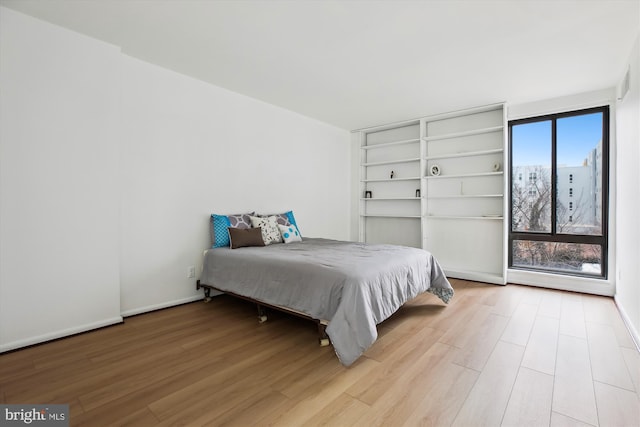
196, 279, 211, 302
318, 323, 330, 347
257, 304, 268, 323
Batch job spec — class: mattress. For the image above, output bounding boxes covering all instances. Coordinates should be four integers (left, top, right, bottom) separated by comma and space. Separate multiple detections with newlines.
200, 237, 453, 366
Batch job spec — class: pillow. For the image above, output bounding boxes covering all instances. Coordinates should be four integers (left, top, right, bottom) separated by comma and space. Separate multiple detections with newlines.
259, 210, 300, 234
250, 215, 282, 245
278, 224, 302, 244
210, 212, 254, 248
228, 227, 265, 249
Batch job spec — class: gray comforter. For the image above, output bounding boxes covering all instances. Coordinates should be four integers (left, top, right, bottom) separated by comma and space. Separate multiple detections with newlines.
200, 238, 453, 366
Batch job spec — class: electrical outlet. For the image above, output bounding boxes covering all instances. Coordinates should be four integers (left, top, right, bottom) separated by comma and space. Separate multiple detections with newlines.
187, 265, 196, 279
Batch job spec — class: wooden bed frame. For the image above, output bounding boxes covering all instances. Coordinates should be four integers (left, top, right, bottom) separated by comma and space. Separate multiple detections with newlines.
196, 280, 330, 346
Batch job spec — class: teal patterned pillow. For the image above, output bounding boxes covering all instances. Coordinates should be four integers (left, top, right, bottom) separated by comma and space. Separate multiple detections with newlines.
285, 210, 299, 233
210, 212, 254, 248
278, 224, 302, 243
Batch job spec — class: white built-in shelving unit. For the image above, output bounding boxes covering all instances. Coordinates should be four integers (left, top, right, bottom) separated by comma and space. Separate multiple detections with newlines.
357, 103, 507, 285
358, 120, 423, 248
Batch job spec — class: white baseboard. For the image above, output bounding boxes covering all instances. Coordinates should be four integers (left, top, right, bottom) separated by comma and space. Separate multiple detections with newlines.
0, 295, 209, 353
120, 294, 204, 317
614, 295, 640, 352
0, 316, 123, 353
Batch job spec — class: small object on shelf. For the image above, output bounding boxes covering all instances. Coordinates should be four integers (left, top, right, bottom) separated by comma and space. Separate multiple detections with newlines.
416, 189, 421, 198
430, 165, 441, 176
364, 190, 372, 199
460, 182, 464, 195
492, 161, 501, 172
390, 170, 395, 179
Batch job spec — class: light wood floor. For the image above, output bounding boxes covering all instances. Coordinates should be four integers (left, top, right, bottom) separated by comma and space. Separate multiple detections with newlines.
1, 280, 639, 426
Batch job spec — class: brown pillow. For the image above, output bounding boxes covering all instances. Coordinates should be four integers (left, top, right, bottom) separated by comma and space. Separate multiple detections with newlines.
228, 227, 265, 249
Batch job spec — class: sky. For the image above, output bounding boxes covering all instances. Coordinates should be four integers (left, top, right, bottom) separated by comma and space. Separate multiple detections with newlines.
512, 112, 603, 167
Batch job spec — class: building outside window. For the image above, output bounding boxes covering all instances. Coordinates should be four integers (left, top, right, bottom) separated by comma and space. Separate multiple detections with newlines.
509, 106, 609, 278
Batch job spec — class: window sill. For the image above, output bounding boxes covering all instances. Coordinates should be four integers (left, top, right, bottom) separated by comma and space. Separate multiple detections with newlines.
507, 268, 614, 296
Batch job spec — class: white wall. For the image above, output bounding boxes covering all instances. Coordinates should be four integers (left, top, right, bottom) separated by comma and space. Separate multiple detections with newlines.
0, 7, 122, 351
0, 7, 351, 350
119, 56, 351, 315
615, 33, 640, 347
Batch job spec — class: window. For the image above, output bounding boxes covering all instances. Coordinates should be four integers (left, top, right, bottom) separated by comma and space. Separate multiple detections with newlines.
509, 107, 609, 278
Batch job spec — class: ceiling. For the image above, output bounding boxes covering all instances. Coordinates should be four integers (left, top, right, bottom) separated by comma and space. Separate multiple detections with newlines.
1, 0, 638, 130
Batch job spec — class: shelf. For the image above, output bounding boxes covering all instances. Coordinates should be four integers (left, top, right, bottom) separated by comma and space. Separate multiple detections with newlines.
361, 138, 420, 150
361, 197, 420, 201
425, 171, 503, 179
361, 177, 421, 182
422, 125, 504, 142
420, 103, 504, 123
354, 118, 420, 133
425, 148, 503, 160
362, 157, 421, 167
427, 194, 503, 199
361, 214, 421, 218
426, 215, 503, 220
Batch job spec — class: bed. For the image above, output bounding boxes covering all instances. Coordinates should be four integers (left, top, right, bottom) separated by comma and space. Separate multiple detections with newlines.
198, 237, 453, 366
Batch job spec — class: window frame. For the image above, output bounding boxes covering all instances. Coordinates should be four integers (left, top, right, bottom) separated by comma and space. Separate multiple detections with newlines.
508, 106, 610, 279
